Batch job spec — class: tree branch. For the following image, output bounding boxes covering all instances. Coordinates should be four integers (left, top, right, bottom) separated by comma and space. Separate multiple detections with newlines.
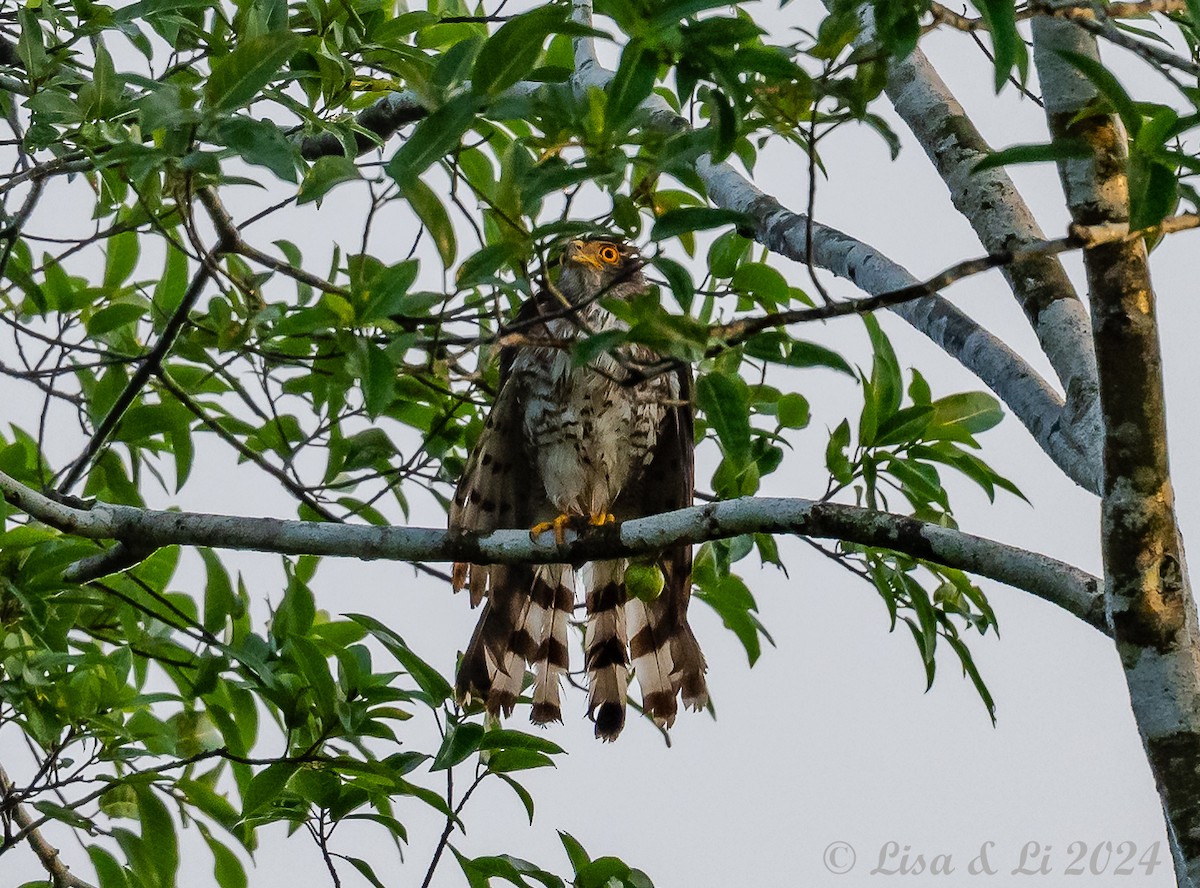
0, 762, 97, 888
0, 468, 1104, 632
1034, 16, 1200, 887
56, 194, 230, 493
693, 153, 1101, 492
881, 43, 1102, 470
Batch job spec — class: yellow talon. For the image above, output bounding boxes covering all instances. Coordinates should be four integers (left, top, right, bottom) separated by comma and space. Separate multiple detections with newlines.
530, 514, 574, 545
530, 513, 617, 544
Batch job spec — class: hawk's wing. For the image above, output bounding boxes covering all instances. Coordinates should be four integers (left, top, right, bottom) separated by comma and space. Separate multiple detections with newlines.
451, 293, 565, 717
613, 366, 709, 721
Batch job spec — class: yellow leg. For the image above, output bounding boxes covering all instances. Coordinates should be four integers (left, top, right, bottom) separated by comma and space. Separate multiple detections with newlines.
530, 513, 617, 544
530, 514, 574, 545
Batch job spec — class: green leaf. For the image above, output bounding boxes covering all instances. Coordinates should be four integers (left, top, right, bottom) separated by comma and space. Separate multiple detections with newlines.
930, 391, 1003, 434
361, 342, 396, 419
874, 405, 933, 447
486, 748, 556, 772
975, 0, 1026, 92
135, 784, 179, 885
88, 845, 130, 888
559, 831, 592, 873
298, 155, 361, 205
607, 39, 658, 130
205, 32, 302, 112
652, 207, 753, 241
709, 87, 736, 162
200, 826, 248, 888
347, 613, 453, 703
87, 302, 147, 336
346, 857, 389, 888
731, 262, 788, 308
200, 548, 236, 634
972, 138, 1092, 173
944, 633, 996, 724
1129, 157, 1177, 231
16, 10, 49, 80
573, 329, 628, 368
215, 116, 299, 183
696, 371, 751, 466
472, 6, 566, 96
652, 255, 695, 310
776, 392, 810, 429
386, 93, 478, 188
825, 418, 852, 483
863, 314, 901, 420
402, 177, 457, 267
243, 761, 299, 817
360, 259, 421, 322
496, 773, 536, 824
1057, 49, 1140, 135
431, 721, 485, 770
696, 574, 766, 665
104, 230, 140, 288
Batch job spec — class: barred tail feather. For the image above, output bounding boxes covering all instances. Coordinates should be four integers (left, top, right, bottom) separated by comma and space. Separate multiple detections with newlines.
627, 597, 678, 728
531, 564, 573, 725
585, 560, 630, 741
456, 564, 539, 717
669, 621, 709, 711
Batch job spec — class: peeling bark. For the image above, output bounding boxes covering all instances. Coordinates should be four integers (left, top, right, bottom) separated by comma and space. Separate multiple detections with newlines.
1034, 17, 1200, 886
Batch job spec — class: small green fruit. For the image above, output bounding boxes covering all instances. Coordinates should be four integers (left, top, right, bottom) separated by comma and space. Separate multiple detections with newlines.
626, 563, 665, 601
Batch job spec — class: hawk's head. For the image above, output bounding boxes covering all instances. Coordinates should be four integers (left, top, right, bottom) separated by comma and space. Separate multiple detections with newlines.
557, 238, 646, 303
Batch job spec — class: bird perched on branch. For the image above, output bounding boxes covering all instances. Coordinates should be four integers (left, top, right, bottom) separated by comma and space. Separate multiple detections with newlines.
450, 237, 708, 740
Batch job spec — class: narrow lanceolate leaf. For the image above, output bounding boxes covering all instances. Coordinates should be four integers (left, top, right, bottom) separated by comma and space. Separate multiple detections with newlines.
606, 39, 659, 131
972, 139, 1091, 173
1056, 49, 1141, 136
651, 207, 752, 241
401, 177, 456, 266
385, 93, 478, 188
472, 6, 565, 96
205, 32, 301, 112
974, 0, 1026, 92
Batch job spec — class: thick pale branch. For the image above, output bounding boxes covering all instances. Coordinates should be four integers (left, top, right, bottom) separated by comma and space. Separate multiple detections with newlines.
0, 469, 1103, 631
1034, 17, 1200, 887
881, 44, 1102, 471
693, 154, 1100, 492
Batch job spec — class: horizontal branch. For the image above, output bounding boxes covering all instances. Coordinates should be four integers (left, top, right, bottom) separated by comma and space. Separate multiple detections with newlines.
711, 215, 1198, 341
0, 469, 1104, 633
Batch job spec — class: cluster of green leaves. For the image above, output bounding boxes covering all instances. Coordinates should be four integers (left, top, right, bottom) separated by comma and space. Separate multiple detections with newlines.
820, 316, 1018, 719
961, 1, 1200, 231
3, 424, 661, 886
0, 0, 1130, 882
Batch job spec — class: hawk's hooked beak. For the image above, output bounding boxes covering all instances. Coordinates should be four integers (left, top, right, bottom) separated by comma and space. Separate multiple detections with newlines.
564, 239, 603, 270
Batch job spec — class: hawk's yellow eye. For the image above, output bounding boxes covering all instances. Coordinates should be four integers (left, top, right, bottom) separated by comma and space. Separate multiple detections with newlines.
599, 245, 620, 263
